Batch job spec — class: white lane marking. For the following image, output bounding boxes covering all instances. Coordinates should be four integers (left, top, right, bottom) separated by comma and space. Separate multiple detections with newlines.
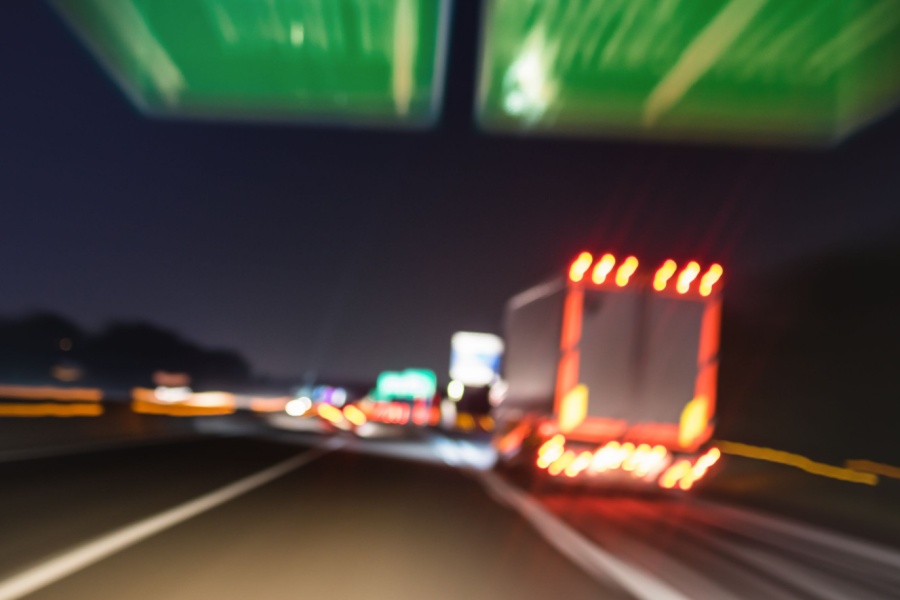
690, 499, 900, 573
676, 526, 887, 600
683, 498, 900, 594
476, 470, 693, 600
0, 439, 342, 600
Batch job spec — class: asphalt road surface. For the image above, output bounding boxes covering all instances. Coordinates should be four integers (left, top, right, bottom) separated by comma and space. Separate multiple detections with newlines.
1, 430, 899, 600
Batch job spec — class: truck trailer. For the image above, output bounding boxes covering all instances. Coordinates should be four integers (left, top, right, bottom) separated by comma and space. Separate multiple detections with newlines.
493, 252, 723, 490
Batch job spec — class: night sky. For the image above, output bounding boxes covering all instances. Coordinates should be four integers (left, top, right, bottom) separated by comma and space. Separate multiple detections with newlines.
3, 1, 899, 381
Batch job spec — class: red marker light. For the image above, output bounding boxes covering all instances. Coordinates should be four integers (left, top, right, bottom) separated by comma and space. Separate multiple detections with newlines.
591, 253, 616, 284
676, 262, 701, 294
653, 260, 677, 291
699, 264, 723, 296
615, 256, 639, 287
548, 450, 576, 476
659, 459, 692, 489
538, 434, 566, 457
569, 252, 593, 283
565, 451, 593, 477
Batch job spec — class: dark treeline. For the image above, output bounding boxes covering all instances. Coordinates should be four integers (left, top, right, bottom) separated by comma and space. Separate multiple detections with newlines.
0, 315, 252, 390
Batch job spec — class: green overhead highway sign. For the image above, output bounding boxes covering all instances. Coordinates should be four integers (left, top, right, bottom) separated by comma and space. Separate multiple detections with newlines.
52, 0, 451, 127
477, 0, 900, 145
374, 369, 437, 400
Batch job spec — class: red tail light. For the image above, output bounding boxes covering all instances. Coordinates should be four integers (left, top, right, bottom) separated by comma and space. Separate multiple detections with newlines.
699, 264, 723, 296
653, 259, 677, 291
536, 434, 566, 469
565, 451, 593, 477
659, 459, 692, 489
676, 262, 701, 294
615, 256, 639, 287
548, 450, 576, 476
569, 252, 593, 282
591, 253, 616, 284
659, 448, 721, 489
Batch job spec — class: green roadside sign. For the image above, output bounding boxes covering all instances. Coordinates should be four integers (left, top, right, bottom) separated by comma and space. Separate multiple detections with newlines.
374, 368, 437, 400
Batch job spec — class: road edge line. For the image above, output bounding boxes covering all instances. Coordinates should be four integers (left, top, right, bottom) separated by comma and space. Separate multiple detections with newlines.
690, 497, 900, 569
0, 438, 342, 600
474, 470, 692, 600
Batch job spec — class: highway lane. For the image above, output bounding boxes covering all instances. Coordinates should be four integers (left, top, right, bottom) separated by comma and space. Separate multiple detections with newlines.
3, 429, 900, 599
338, 432, 900, 599
532, 489, 900, 599
0, 434, 624, 600
0, 438, 304, 582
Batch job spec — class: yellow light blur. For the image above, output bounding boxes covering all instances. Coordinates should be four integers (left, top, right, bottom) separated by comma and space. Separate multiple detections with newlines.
538, 434, 566, 456
131, 400, 233, 416
537, 445, 565, 469
568, 252, 593, 282
609, 441, 629, 470
548, 450, 576, 476
678, 447, 723, 489
635, 445, 668, 477
132, 386, 236, 411
0, 403, 103, 417
659, 459, 692, 489
718, 440, 877, 485
695, 447, 721, 470
676, 261, 701, 294
622, 443, 650, 472
0, 385, 102, 402
679, 395, 709, 449
558, 384, 588, 433
589, 441, 617, 472
653, 260, 677, 291
317, 403, 344, 424
614, 256, 639, 287
132, 387, 156, 403
699, 264, 724, 296
456, 412, 476, 431
845, 459, 900, 481
591, 253, 616, 284
565, 451, 593, 477
188, 392, 236, 408
153, 386, 192, 403
342, 404, 367, 426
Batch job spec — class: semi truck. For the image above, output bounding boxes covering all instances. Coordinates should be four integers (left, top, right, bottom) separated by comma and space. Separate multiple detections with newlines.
492, 251, 723, 490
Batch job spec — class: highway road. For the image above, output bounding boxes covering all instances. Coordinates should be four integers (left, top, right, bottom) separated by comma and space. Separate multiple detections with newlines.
1, 429, 899, 600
